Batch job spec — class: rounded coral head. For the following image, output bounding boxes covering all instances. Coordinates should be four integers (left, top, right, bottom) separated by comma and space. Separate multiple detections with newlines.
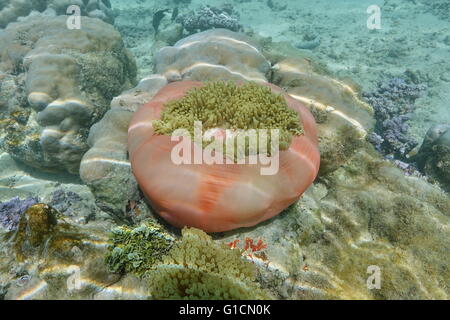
128, 81, 320, 232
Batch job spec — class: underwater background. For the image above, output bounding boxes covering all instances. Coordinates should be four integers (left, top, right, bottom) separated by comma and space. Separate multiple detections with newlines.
0, 0, 449, 300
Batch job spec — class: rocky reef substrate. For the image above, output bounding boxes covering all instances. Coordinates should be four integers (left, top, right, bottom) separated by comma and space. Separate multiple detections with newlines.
0, 10, 448, 300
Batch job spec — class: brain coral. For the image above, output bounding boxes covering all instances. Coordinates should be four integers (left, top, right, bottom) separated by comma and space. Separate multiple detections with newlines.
0, 15, 136, 173
128, 80, 320, 232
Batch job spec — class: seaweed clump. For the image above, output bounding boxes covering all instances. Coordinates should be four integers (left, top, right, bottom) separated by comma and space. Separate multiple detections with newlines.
148, 228, 271, 300
105, 222, 175, 277
153, 81, 303, 153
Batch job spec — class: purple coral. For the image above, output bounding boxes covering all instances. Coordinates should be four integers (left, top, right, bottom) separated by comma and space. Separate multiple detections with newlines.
363, 78, 427, 159
0, 196, 39, 231
177, 6, 242, 33
48, 189, 82, 217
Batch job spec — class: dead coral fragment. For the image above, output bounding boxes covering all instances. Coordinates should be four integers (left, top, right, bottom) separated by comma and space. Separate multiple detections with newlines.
153, 81, 304, 152
148, 227, 271, 300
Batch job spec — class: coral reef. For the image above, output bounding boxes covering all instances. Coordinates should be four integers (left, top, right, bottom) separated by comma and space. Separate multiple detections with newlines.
0, 221, 270, 300
220, 144, 450, 300
148, 227, 271, 300
106, 222, 175, 277
154, 29, 271, 82
81, 28, 273, 222
79, 75, 168, 220
23, 27, 446, 300
128, 80, 320, 232
0, 0, 115, 28
271, 56, 375, 174
78, 107, 139, 220
0, 150, 105, 225
0, 15, 136, 173
363, 78, 426, 159
177, 5, 242, 33
0, 204, 143, 299
81, 29, 374, 225
0, 0, 44, 28
0, 196, 39, 231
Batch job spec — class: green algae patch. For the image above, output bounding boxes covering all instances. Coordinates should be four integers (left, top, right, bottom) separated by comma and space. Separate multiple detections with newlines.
153, 81, 304, 152
105, 222, 175, 277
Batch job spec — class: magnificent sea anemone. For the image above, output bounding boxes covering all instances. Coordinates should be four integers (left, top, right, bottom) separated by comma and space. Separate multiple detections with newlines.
128, 81, 320, 232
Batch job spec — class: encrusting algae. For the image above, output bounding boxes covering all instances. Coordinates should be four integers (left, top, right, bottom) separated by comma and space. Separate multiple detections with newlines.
153, 81, 304, 155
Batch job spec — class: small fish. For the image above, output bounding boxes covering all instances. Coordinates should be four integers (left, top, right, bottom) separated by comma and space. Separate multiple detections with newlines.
153, 9, 170, 35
